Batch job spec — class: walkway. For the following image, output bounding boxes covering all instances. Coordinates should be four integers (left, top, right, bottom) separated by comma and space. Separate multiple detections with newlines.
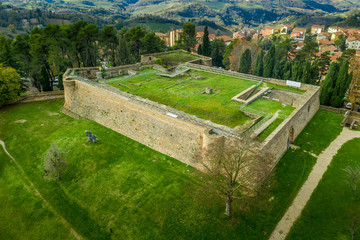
0, 139, 84, 240
269, 127, 360, 240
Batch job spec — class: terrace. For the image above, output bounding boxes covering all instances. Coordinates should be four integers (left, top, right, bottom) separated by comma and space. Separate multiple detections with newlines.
103, 66, 301, 137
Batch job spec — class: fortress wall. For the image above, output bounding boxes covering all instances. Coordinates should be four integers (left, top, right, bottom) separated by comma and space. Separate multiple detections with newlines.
62, 78, 224, 168
262, 88, 320, 165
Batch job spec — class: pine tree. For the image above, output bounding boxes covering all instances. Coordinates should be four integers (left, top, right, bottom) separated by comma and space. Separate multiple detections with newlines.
202, 26, 211, 57
330, 60, 349, 107
263, 45, 276, 78
320, 62, 339, 106
253, 50, 264, 76
239, 48, 252, 74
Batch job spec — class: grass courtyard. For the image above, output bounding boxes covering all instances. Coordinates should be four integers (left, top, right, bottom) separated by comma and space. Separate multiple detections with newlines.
0, 100, 330, 240
106, 68, 295, 128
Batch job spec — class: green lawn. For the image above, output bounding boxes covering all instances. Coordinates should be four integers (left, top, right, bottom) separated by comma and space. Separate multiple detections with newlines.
0, 100, 318, 239
107, 68, 294, 128
258, 118, 283, 141
293, 109, 344, 155
287, 138, 360, 240
0, 149, 77, 240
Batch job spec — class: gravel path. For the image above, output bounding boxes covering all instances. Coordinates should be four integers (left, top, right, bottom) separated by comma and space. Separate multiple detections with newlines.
269, 127, 360, 240
0, 139, 84, 240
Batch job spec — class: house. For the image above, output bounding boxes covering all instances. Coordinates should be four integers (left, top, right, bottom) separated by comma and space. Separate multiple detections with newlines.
319, 44, 338, 54
311, 25, 325, 34
169, 29, 182, 47
208, 34, 216, 40
328, 26, 343, 34
331, 31, 346, 41
318, 39, 335, 46
155, 32, 171, 46
316, 32, 331, 41
281, 25, 292, 34
216, 35, 234, 45
196, 32, 204, 42
260, 27, 275, 37
346, 37, 360, 50
233, 31, 246, 40
291, 28, 306, 41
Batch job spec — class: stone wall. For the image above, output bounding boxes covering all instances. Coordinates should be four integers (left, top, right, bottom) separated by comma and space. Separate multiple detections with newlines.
62, 61, 320, 188
262, 88, 320, 165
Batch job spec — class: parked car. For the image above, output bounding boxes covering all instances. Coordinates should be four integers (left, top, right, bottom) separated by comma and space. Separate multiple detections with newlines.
345, 102, 352, 109
358, 106, 360, 112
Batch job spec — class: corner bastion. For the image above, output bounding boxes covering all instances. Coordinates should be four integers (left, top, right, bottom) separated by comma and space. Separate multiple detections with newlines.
62, 50, 320, 188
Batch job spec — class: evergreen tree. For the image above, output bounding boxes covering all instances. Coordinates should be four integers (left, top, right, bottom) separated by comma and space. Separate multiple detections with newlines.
320, 62, 339, 106
197, 44, 202, 55
330, 60, 350, 107
291, 62, 303, 82
239, 48, 252, 74
115, 36, 132, 66
253, 50, 264, 76
202, 26, 211, 57
178, 22, 196, 51
263, 45, 276, 78
273, 58, 286, 79
283, 61, 292, 80
211, 39, 226, 67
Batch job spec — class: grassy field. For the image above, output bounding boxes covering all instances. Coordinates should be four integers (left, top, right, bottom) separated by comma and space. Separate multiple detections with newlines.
107, 68, 294, 128
156, 52, 200, 66
0, 100, 320, 239
287, 137, 360, 240
293, 109, 344, 155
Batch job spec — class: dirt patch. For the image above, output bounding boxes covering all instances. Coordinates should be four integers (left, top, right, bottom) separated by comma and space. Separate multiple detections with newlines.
15, 119, 27, 123
48, 112, 59, 116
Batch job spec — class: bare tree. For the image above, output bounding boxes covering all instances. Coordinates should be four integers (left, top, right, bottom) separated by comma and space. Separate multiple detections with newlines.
344, 165, 360, 200
195, 136, 272, 217
44, 145, 68, 180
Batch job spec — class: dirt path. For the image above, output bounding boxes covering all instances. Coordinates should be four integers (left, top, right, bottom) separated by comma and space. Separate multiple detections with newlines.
0, 139, 84, 240
269, 128, 360, 240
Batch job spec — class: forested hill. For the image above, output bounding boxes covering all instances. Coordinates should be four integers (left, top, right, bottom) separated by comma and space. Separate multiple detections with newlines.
3, 0, 360, 28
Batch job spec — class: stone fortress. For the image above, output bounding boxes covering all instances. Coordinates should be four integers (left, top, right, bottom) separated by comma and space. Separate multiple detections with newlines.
62, 50, 320, 188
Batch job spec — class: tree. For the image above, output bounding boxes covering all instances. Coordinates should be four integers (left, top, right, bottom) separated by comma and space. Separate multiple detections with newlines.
263, 45, 276, 78
239, 48, 252, 74
197, 43, 202, 55
125, 26, 146, 62
253, 49, 264, 76
330, 60, 350, 107
283, 61, 292, 80
344, 165, 360, 200
0, 65, 21, 106
178, 22, 196, 51
115, 36, 132, 66
141, 32, 164, 54
195, 137, 272, 217
320, 62, 340, 106
202, 26, 211, 57
222, 38, 238, 69
273, 57, 286, 79
335, 34, 347, 52
210, 39, 226, 67
99, 25, 118, 67
44, 145, 68, 180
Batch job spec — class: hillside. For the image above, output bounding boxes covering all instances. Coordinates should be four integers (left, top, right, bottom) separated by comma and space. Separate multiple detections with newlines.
2, 0, 360, 27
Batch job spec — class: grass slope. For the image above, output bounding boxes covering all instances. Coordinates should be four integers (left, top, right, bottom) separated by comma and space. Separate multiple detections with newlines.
0, 100, 319, 239
293, 109, 344, 155
287, 137, 360, 240
0, 149, 76, 240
